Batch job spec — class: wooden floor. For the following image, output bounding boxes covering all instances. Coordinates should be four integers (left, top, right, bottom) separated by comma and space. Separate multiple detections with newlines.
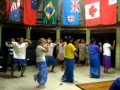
76, 80, 114, 90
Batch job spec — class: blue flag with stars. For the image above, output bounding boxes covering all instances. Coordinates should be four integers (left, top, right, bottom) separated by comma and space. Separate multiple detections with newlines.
10, 1, 20, 22
31, 0, 42, 10
10, 8, 20, 22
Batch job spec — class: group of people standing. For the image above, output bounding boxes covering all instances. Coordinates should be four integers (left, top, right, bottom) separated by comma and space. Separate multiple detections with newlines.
4, 36, 119, 89
57, 37, 118, 89
86, 38, 115, 78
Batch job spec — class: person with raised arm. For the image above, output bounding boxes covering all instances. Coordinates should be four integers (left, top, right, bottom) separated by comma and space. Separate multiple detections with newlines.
34, 38, 48, 88
11, 37, 31, 77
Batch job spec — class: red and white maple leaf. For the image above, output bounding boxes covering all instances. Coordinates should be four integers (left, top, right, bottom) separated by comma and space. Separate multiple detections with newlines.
89, 5, 97, 17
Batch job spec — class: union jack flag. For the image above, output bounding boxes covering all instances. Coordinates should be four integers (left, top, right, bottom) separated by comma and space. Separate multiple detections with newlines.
62, 0, 80, 25
71, 0, 80, 13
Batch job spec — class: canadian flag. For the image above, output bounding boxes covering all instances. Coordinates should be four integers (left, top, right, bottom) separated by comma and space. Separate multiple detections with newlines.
85, 0, 101, 26
101, 0, 117, 25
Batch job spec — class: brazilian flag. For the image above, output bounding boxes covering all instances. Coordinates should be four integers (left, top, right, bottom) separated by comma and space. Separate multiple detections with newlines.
42, 0, 58, 24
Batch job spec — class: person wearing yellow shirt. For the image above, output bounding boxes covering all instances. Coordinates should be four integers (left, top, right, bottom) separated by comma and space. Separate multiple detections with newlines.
61, 36, 77, 83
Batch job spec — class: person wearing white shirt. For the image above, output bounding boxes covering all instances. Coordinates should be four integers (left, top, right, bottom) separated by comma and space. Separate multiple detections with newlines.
11, 37, 31, 77
44, 38, 56, 72
34, 38, 48, 88
103, 40, 115, 73
57, 39, 65, 70
5, 39, 13, 71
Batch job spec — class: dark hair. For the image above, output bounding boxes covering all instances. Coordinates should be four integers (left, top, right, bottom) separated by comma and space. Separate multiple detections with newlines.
63, 36, 68, 42
105, 39, 109, 43
66, 36, 73, 44
90, 39, 96, 44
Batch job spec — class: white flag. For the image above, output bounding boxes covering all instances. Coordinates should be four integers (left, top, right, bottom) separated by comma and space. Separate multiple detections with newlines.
109, 0, 117, 5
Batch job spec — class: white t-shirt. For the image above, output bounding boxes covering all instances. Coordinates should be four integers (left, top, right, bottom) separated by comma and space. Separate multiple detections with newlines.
58, 43, 64, 54
44, 43, 56, 56
36, 45, 46, 62
5, 42, 13, 55
103, 43, 111, 56
12, 42, 28, 59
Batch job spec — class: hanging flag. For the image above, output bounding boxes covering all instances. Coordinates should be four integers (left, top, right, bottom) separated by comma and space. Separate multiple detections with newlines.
85, 0, 101, 26
0, 2, 2, 17
42, 0, 58, 24
118, 0, 120, 22
101, 0, 117, 25
10, 0, 17, 2
31, 0, 42, 10
10, 0, 20, 22
6, 0, 10, 15
62, 0, 80, 25
24, 0, 37, 26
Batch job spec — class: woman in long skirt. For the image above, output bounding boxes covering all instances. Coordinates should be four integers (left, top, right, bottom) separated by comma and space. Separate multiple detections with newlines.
88, 39, 102, 78
61, 37, 77, 83
103, 40, 115, 73
34, 38, 48, 88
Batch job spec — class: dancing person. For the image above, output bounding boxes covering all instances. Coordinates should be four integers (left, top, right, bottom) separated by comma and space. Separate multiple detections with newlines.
45, 38, 56, 72
103, 40, 115, 73
57, 39, 65, 70
11, 37, 31, 77
34, 38, 48, 88
61, 37, 77, 83
74, 39, 80, 65
88, 39, 102, 78
78, 39, 87, 66
5, 38, 13, 71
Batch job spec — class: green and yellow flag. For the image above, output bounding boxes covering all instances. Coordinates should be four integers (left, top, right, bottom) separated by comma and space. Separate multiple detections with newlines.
118, 0, 120, 22
42, 0, 58, 24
